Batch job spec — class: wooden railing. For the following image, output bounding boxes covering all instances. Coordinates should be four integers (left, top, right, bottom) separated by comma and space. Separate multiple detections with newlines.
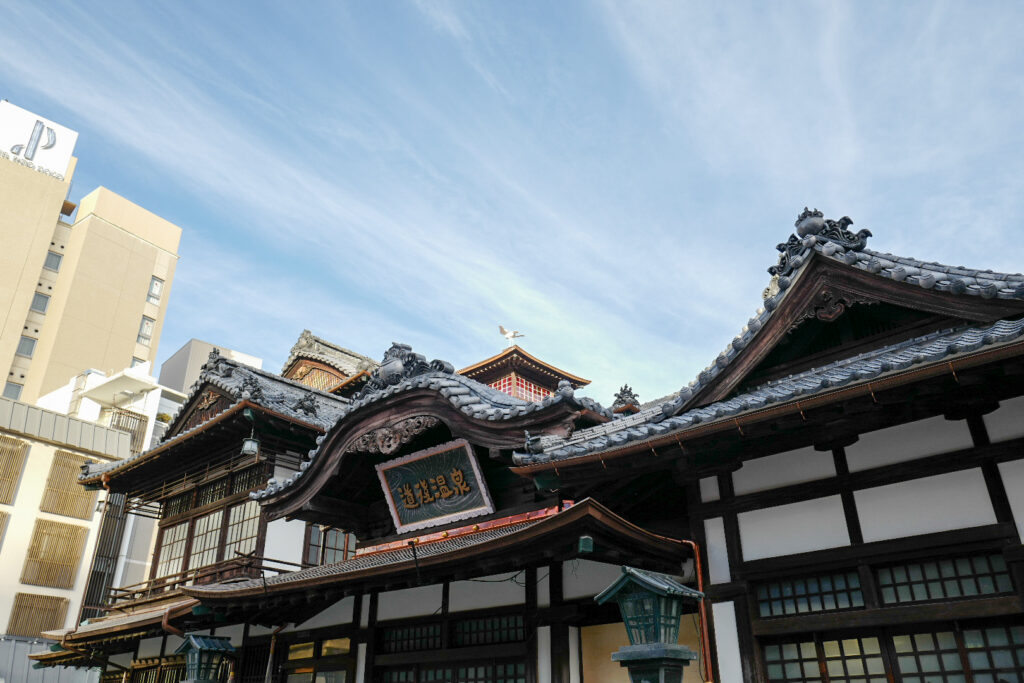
108, 408, 149, 455
105, 554, 303, 608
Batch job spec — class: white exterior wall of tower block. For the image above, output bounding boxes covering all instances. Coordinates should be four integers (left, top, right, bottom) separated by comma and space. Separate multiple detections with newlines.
158, 338, 263, 395
0, 101, 182, 405
0, 396, 129, 642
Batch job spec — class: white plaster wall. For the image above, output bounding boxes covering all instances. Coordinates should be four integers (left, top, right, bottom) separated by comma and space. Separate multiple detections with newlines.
733, 446, 835, 496
449, 573, 525, 612
855, 468, 996, 543
711, 601, 743, 683
703, 517, 731, 585
214, 623, 246, 648
360, 596, 370, 628
355, 642, 367, 683
288, 596, 355, 631
738, 495, 850, 561
376, 584, 443, 621
136, 636, 163, 658
845, 416, 974, 472
536, 625, 551, 683
263, 518, 306, 566
537, 565, 551, 608
699, 477, 719, 503
562, 560, 622, 601
985, 396, 1024, 443
116, 512, 157, 589
568, 626, 580, 683
999, 459, 1024, 538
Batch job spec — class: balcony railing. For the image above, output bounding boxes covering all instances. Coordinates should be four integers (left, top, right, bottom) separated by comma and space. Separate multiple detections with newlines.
104, 554, 302, 609
108, 408, 149, 455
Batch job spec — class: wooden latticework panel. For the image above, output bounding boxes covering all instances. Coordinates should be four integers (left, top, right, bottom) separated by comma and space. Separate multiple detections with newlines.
6, 592, 68, 637
0, 511, 8, 549
40, 450, 98, 519
21, 519, 89, 588
109, 408, 149, 455
0, 434, 29, 504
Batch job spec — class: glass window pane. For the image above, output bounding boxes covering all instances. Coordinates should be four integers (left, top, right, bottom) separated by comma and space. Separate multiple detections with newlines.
16, 336, 36, 357
30, 293, 49, 313
43, 251, 62, 271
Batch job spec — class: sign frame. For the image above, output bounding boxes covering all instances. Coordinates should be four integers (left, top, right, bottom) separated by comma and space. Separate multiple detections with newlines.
375, 438, 495, 534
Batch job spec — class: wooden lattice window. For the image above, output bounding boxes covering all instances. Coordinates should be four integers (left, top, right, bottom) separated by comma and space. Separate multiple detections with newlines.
0, 434, 29, 504
21, 519, 89, 588
109, 408, 148, 455
6, 593, 68, 637
40, 450, 98, 519
0, 510, 8, 549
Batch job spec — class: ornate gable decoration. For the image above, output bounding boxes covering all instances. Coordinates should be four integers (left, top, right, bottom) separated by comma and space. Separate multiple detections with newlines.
611, 385, 640, 410
347, 416, 440, 455
769, 208, 873, 278
354, 343, 455, 400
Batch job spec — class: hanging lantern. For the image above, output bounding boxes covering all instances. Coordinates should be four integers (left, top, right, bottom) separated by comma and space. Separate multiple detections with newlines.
175, 634, 234, 683
241, 421, 260, 457
595, 566, 703, 683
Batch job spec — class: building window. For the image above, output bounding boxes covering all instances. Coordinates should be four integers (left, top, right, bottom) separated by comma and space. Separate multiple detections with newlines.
30, 292, 50, 313
108, 407, 149, 455
757, 570, 864, 618
0, 434, 29, 503
43, 251, 62, 272
878, 553, 1013, 605
6, 593, 69, 637
378, 623, 443, 654
189, 509, 225, 570
452, 615, 526, 647
21, 519, 89, 588
764, 622, 1024, 683
2, 381, 22, 400
147, 276, 164, 304
305, 524, 354, 566
16, 335, 36, 358
155, 521, 189, 579
131, 356, 146, 368
138, 316, 155, 345
224, 500, 260, 560
40, 450, 98, 520
380, 662, 525, 683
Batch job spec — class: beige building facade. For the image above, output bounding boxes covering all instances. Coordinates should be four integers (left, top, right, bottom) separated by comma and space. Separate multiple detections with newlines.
0, 101, 182, 405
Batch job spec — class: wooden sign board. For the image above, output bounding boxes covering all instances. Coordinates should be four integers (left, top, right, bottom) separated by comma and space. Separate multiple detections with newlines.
376, 439, 495, 534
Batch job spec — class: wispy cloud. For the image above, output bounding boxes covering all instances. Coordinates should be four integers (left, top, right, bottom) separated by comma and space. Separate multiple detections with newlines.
2, 1, 1023, 405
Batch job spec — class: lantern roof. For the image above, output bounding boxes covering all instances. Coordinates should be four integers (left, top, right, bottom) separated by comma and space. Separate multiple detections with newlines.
175, 634, 235, 654
595, 565, 703, 605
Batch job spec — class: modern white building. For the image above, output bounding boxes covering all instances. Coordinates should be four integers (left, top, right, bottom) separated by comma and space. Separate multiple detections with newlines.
0, 396, 131, 683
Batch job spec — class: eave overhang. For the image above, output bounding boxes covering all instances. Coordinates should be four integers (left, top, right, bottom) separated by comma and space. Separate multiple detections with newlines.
510, 335, 1024, 476
459, 345, 591, 389
255, 386, 583, 522
182, 499, 691, 606
79, 400, 325, 490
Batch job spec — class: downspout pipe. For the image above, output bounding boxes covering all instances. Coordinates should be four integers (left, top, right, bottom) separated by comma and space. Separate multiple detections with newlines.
680, 539, 714, 683
263, 625, 286, 683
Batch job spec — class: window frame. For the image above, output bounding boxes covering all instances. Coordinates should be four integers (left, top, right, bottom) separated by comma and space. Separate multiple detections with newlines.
16, 335, 36, 358
137, 315, 155, 345
30, 292, 50, 314
42, 251, 62, 272
147, 276, 164, 304
2, 382, 22, 401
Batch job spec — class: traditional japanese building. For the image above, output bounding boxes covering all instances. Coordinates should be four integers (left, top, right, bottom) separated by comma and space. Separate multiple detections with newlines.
31, 211, 1024, 683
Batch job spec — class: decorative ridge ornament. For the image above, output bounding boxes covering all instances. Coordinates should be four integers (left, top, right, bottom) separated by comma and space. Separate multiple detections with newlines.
292, 391, 319, 417
354, 343, 456, 400
768, 208, 873, 277
612, 385, 640, 410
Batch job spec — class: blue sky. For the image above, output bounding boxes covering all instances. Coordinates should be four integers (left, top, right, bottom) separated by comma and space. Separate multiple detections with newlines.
3, 1, 1024, 404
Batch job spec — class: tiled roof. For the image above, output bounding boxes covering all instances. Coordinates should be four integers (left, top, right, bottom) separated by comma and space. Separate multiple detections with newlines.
183, 519, 540, 595
514, 316, 1024, 465
513, 211, 1024, 467
251, 343, 612, 500
81, 352, 350, 481
282, 329, 378, 376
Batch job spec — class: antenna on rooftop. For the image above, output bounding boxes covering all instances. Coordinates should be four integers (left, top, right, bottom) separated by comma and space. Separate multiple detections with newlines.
498, 325, 524, 348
